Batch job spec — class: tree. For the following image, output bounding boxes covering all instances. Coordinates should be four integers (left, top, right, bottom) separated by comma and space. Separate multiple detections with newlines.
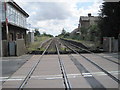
43, 32, 47, 36
63, 32, 70, 38
34, 29, 40, 37
57, 28, 67, 38
99, 2, 120, 39
87, 24, 101, 41
80, 27, 88, 40
61, 28, 66, 35
41, 32, 53, 37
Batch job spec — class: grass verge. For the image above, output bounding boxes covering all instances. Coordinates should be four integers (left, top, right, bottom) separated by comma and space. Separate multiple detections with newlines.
27, 36, 51, 52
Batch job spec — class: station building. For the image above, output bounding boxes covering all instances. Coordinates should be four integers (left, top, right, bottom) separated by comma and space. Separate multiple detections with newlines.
79, 13, 99, 29
0, 0, 29, 56
70, 13, 99, 38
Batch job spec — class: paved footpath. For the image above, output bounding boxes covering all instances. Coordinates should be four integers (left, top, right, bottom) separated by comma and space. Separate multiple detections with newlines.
1, 53, 119, 89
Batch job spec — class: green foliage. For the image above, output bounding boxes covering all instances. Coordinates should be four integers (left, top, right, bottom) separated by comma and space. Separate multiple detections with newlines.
57, 29, 70, 38
41, 32, 54, 37
79, 24, 101, 42
63, 32, 70, 38
61, 28, 66, 35
87, 24, 101, 41
34, 28, 40, 37
99, 2, 120, 39
27, 36, 51, 52
34, 29, 53, 37
80, 27, 88, 40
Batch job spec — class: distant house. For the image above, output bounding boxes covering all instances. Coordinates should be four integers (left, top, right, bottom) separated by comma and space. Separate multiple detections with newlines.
0, 0, 29, 56
70, 14, 99, 40
70, 28, 80, 37
79, 13, 99, 29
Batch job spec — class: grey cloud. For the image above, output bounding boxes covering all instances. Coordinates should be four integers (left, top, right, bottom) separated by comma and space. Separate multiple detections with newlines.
20, 2, 73, 22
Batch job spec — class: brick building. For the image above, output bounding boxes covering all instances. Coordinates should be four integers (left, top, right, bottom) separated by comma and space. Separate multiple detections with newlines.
79, 13, 99, 29
0, 0, 29, 56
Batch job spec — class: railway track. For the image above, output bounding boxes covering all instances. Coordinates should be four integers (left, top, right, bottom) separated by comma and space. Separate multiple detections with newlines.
55, 43, 71, 90
55, 40, 106, 89
2, 38, 119, 89
18, 39, 53, 90
61, 38, 119, 65
60, 39, 120, 84
17, 38, 73, 89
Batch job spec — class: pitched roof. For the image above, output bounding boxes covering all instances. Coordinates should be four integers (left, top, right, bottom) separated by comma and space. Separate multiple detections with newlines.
71, 28, 79, 34
80, 16, 89, 21
80, 16, 99, 21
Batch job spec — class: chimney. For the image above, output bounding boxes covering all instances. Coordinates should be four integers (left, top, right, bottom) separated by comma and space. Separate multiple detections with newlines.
88, 13, 91, 17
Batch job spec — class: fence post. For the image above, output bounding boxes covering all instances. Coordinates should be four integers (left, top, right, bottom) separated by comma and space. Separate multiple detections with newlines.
0, 4, 2, 90
0, 18, 2, 57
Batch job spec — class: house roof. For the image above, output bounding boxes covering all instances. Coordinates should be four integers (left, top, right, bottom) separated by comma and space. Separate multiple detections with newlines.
80, 16, 89, 21
71, 28, 79, 34
80, 16, 99, 21
8, 0, 29, 17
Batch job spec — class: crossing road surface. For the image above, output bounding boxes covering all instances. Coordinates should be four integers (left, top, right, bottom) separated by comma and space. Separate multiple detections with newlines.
1, 38, 119, 90
2, 55, 119, 89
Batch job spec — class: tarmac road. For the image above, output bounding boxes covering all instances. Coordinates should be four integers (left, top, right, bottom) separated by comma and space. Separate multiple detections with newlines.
2, 55, 32, 77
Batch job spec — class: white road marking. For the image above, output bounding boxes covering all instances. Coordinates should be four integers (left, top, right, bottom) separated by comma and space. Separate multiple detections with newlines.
0, 76, 25, 81
0, 77, 9, 79
103, 56, 112, 57
1, 71, 119, 81
2, 59, 26, 61
82, 73, 93, 77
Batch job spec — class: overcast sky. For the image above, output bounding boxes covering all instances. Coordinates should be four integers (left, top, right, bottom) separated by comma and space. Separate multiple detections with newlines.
14, 0, 103, 36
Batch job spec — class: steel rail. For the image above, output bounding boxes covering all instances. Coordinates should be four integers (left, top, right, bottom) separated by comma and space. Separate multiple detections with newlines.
61, 39, 120, 65
57, 39, 106, 88
61, 40, 120, 84
18, 39, 53, 90
55, 43, 71, 90
38, 38, 52, 50
68, 54, 106, 89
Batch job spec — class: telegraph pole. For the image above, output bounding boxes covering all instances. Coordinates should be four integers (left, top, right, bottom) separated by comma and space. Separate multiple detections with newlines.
4, 1, 9, 41
4, 0, 9, 56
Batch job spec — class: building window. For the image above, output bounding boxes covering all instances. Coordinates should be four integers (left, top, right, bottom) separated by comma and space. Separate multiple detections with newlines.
16, 33, 21, 39
6, 4, 27, 28
2, 2, 5, 21
0, 2, 2, 21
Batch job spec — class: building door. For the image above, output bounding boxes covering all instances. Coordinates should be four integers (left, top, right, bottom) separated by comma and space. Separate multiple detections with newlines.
9, 41, 16, 56
9, 33, 16, 56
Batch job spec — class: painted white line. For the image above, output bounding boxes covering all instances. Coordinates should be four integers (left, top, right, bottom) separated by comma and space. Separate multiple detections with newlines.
45, 77, 62, 80
6, 79, 23, 81
103, 56, 112, 57
0, 76, 25, 81
0, 77, 9, 79
82, 73, 93, 77
91, 71, 120, 76
1, 71, 119, 81
31, 74, 62, 78
2, 59, 26, 61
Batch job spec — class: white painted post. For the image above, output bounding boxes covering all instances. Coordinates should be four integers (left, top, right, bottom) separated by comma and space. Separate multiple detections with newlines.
109, 37, 112, 53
